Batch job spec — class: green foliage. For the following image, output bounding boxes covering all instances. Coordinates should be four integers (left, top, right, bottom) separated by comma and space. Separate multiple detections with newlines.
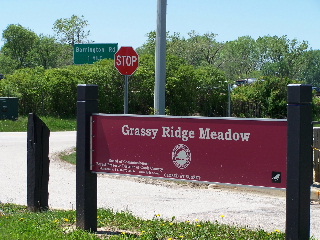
166, 63, 227, 116
138, 31, 313, 85
167, 65, 198, 115
0, 54, 19, 74
39, 117, 76, 131
0, 61, 123, 117
304, 50, 320, 87
221, 36, 259, 80
0, 25, 316, 119
0, 117, 28, 132
0, 203, 97, 240
0, 116, 76, 132
136, 31, 156, 55
53, 15, 90, 46
194, 65, 228, 116
137, 30, 224, 68
0, 55, 229, 117
30, 35, 73, 69
0, 203, 286, 239
257, 36, 309, 80
59, 150, 76, 164
1, 24, 39, 69
86, 60, 124, 114
130, 54, 156, 114
0, 24, 74, 74
2, 67, 47, 115
44, 68, 79, 116
312, 94, 320, 120
232, 77, 297, 118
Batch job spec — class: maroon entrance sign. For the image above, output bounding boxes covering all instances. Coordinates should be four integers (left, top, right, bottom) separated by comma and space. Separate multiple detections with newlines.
91, 114, 287, 188
114, 46, 139, 75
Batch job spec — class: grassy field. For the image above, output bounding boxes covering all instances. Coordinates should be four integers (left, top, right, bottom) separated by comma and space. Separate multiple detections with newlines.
0, 116, 76, 132
0, 116, 299, 239
0, 203, 286, 240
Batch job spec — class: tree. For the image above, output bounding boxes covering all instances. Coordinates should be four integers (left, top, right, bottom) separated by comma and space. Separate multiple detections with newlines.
29, 35, 73, 69
256, 35, 309, 79
27, 35, 59, 69
136, 31, 156, 55
220, 36, 259, 80
186, 31, 223, 67
0, 53, 19, 74
1, 24, 39, 69
137, 30, 223, 68
55, 44, 74, 67
53, 15, 90, 46
303, 50, 320, 86
167, 31, 223, 67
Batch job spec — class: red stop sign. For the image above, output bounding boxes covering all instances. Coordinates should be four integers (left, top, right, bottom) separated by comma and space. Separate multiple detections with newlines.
115, 46, 139, 75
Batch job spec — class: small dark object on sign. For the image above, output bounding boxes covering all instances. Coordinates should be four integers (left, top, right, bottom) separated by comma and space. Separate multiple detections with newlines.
272, 171, 282, 183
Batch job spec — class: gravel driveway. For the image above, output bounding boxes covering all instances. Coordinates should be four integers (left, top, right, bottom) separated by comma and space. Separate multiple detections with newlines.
1, 131, 320, 239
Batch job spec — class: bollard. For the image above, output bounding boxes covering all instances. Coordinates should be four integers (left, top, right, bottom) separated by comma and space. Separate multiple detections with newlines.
76, 84, 98, 231
286, 84, 313, 240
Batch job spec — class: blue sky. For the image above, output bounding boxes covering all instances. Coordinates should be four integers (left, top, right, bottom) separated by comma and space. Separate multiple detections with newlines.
1, 0, 320, 50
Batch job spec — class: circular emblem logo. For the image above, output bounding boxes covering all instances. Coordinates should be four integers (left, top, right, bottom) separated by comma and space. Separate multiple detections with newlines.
172, 144, 191, 169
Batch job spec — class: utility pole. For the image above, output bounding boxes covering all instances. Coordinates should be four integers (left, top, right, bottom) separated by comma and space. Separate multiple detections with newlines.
154, 0, 167, 115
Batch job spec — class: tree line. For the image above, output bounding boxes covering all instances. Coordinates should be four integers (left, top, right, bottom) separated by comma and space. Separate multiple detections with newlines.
138, 31, 320, 86
0, 57, 229, 117
1, 15, 320, 119
0, 15, 89, 73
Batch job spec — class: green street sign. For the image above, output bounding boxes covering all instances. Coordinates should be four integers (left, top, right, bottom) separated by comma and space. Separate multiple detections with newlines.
74, 43, 118, 64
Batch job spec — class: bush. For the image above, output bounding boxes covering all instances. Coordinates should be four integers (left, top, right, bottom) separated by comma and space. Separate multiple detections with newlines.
0, 61, 124, 117
0, 56, 230, 118
231, 77, 298, 119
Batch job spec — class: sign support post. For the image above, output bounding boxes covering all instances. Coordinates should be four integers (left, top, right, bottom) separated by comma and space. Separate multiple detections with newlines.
154, 0, 167, 115
286, 84, 313, 240
76, 84, 98, 231
124, 75, 129, 114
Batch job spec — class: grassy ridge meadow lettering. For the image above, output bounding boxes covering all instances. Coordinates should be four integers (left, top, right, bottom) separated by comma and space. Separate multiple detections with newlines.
121, 125, 250, 142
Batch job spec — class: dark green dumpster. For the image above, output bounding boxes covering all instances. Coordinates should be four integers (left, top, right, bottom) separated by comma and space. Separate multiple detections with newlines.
0, 97, 18, 120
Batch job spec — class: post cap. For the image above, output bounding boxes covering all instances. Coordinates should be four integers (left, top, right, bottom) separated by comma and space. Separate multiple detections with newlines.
77, 84, 98, 101
287, 84, 312, 104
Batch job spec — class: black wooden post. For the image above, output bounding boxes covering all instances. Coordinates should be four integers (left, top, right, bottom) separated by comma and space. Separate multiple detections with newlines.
27, 113, 50, 212
286, 84, 313, 240
76, 84, 98, 231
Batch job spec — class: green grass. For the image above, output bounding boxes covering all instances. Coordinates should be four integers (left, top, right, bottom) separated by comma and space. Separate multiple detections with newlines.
60, 149, 77, 165
0, 116, 76, 132
0, 203, 286, 240
44, 150, 288, 239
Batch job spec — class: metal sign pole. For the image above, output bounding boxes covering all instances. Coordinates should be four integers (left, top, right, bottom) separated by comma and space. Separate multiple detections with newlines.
154, 0, 167, 115
124, 75, 129, 114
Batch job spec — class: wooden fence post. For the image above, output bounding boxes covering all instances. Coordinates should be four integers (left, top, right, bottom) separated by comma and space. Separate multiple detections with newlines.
27, 113, 50, 212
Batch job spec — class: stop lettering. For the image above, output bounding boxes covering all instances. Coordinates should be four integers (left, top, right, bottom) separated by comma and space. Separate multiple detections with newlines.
116, 55, 138, 67
114, 46, 139, 75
